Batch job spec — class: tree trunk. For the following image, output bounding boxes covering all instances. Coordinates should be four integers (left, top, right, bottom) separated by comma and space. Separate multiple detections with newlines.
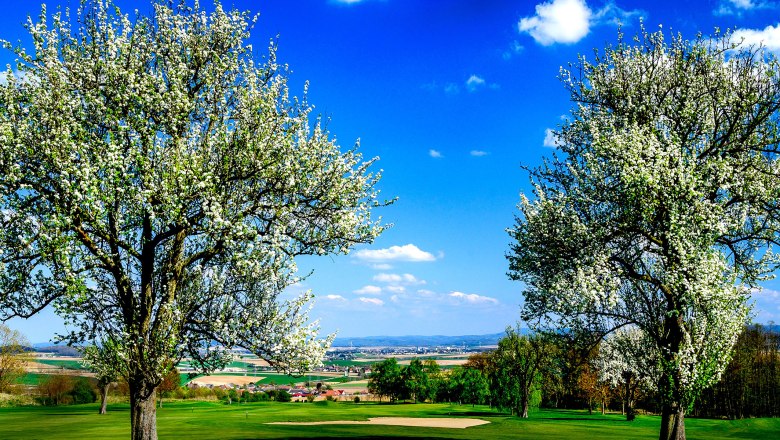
99, 383, 110, 415
623, 372, 636, 421
130, 386, 157, 440
520, 388, 530, 419
660, 404, 686, 440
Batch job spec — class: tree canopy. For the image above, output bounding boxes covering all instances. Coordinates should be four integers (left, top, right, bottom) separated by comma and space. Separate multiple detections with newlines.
508, 28, 780, 440
0, 1, 387, 439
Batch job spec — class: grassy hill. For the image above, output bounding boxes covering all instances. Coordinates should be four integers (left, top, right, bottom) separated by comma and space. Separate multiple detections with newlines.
0, 400, 777, 439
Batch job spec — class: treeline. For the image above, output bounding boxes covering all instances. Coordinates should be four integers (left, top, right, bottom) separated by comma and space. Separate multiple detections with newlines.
368, 324, 780, 419
693, 324, 780, 418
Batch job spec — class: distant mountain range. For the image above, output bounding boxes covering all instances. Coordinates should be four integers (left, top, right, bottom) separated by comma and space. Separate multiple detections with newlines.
331, 332, 513, 348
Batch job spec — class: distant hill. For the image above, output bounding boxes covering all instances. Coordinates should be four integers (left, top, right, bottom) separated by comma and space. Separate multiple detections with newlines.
331, 332, 514, 348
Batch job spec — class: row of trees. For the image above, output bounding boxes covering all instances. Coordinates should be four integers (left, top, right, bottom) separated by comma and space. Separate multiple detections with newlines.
369, 324, 780, 422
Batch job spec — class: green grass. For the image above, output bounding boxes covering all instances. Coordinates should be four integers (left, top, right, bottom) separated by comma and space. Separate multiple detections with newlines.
179, 372, 336, 386
34, 359, 87, 370
0, 400, 777, 439
17, 373, 51, 386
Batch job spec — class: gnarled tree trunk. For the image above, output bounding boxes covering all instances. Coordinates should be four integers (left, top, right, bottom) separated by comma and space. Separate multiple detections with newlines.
130, 384, 158, 440
660, 404, 685, 440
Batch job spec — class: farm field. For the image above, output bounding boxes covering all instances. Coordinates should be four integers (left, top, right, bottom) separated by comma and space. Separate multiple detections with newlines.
0, 401, 777, 439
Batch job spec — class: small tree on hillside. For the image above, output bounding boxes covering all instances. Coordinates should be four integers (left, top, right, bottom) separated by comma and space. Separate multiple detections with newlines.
82, 336, 123, 415
0, 324, 31, 393
0, 2, 387, 439
490, 326, 554, 418
402, 358, 428, 403
448, 367, 489, 406
368, 358, 403, 402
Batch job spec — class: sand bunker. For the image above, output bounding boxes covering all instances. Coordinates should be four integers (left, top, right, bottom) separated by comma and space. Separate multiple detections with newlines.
268, 417, 489, 429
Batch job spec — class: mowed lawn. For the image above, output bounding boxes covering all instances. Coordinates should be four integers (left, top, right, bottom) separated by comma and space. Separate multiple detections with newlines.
0, 401, 777, 439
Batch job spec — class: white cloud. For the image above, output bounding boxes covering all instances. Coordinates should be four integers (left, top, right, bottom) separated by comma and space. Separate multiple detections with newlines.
715, 0, 770, 15
444, 83, 460, 95
466, 74, 486, 92
323, 294, 346, 301
429, 149, 444, 158
503, 40, 525, 60
354, 244, 437, 263
470, 150, 489, 157
371, 263, 393, 270
353, 285, 382, 295
465, 75, 499, 92
543, 128, 561, 147
373, 273, 426, 285
592, 1, 645, 26
519, 0, 643, 46
331, 0, 367, 4
732, 24, 780, 53
449, 291, 499, 305
386, 285, 406, 293
417, 289, 437, 297
359, 297, 384, 306
519, 0, 592, 45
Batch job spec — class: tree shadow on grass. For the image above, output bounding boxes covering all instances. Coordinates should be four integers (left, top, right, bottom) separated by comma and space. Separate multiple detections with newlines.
241, 437, 463, 440
541, 417, 627, 422
44, 413, 90, 416
445, 411, 510, 418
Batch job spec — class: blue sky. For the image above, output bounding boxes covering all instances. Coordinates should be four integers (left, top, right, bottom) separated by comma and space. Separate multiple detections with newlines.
3, 0, 780, 342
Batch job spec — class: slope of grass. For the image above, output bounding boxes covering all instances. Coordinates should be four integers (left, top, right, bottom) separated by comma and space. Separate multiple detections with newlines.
34, 359, 87, 370
0, 400, 778, 439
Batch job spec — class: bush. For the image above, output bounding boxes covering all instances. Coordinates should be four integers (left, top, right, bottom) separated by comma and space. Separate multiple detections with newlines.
69, 378, 97, 404
353, 396, 360, 403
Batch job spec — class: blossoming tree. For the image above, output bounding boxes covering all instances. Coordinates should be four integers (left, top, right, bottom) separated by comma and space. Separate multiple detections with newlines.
0, 2, 387, 439
508, 29, 780, 440
595, 327, 659, 421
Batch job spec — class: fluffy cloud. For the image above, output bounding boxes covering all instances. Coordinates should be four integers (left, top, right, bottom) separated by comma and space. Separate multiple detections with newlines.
359, 297, 384, 306
519, 0, 592, 45
519, 0, 643, 46
386, 285, 406, 293
543, 128, 561, 147
354, 244, 437, 263
323, 294, 346, 301
715, 0, 769, 15
470, 150, 489, 157
732, 24, 780, 53
373, 273, 426, 285
353, 285, 382, 295
449, 291, 499, 305
371, 263, 393, 270
429, 149, 444, 158
466, 74, 486, 92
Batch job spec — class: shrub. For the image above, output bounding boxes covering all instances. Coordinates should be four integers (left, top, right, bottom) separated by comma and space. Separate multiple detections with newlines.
69, 378, 97, 404
353, 396, 360, 403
